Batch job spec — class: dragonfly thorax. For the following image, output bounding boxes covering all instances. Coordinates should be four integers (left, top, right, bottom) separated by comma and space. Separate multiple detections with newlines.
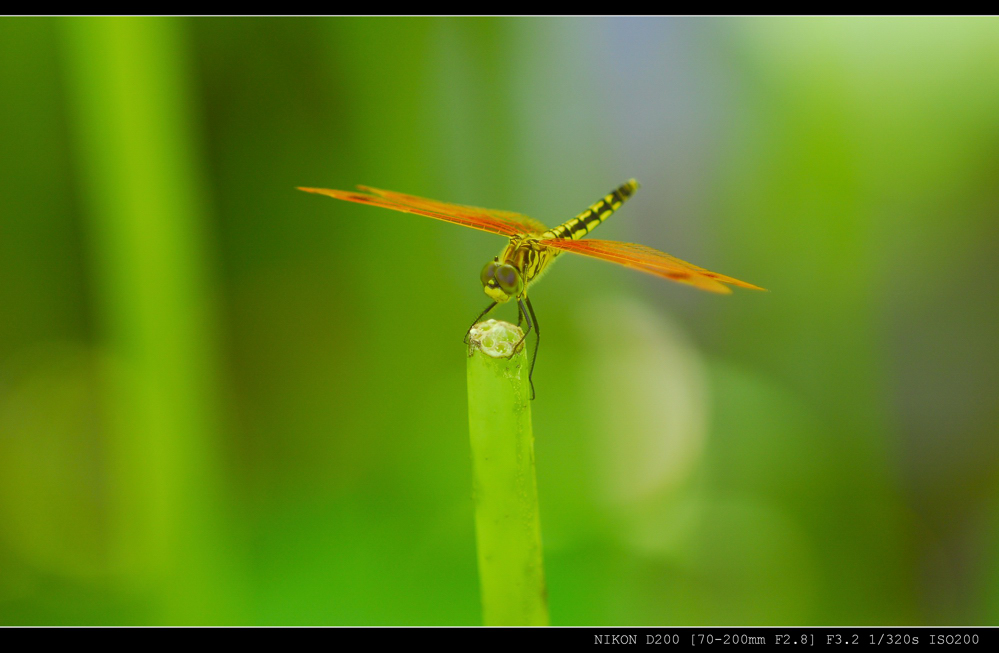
480, 257, 524, 303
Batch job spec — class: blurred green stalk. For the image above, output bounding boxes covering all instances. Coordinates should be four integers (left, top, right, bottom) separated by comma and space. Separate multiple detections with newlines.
466, 320, 549, 626
61, 17, 234, 622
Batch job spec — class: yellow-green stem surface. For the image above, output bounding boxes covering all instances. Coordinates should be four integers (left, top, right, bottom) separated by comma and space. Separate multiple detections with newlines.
466, 320, 549, 626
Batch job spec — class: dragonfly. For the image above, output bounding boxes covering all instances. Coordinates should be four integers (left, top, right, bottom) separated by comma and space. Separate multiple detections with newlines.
298, 179, 765, 398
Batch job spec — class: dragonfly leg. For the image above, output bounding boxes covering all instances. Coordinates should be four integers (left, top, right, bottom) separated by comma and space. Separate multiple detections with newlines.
525, 296, 540, 400
516, 296, 539, 400
464, 301, 498, 345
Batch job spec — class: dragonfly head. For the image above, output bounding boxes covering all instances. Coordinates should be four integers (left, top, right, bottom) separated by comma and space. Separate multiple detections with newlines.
480, 257, 523, 303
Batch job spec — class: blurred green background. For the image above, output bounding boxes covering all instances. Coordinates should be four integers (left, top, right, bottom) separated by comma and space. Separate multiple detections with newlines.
2, 16, 999, 625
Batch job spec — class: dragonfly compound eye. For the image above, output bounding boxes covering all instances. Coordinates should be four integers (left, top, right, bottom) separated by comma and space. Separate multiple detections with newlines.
495, 264, 522, 294
480, 260, 498, 286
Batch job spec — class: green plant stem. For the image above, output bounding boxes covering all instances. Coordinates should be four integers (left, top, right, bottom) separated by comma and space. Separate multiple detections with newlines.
61, 17, 234, 622
466, 319, 549, 626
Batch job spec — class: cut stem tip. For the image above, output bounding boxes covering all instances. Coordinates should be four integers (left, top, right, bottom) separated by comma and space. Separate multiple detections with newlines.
467, 319, 525, 358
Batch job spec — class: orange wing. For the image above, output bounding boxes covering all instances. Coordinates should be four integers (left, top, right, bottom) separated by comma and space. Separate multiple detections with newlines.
298, 185, 548, 237
539, 238, 766, 294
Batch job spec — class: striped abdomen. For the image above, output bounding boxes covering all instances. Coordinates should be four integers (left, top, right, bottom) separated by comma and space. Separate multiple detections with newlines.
544, 179, 640, 241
